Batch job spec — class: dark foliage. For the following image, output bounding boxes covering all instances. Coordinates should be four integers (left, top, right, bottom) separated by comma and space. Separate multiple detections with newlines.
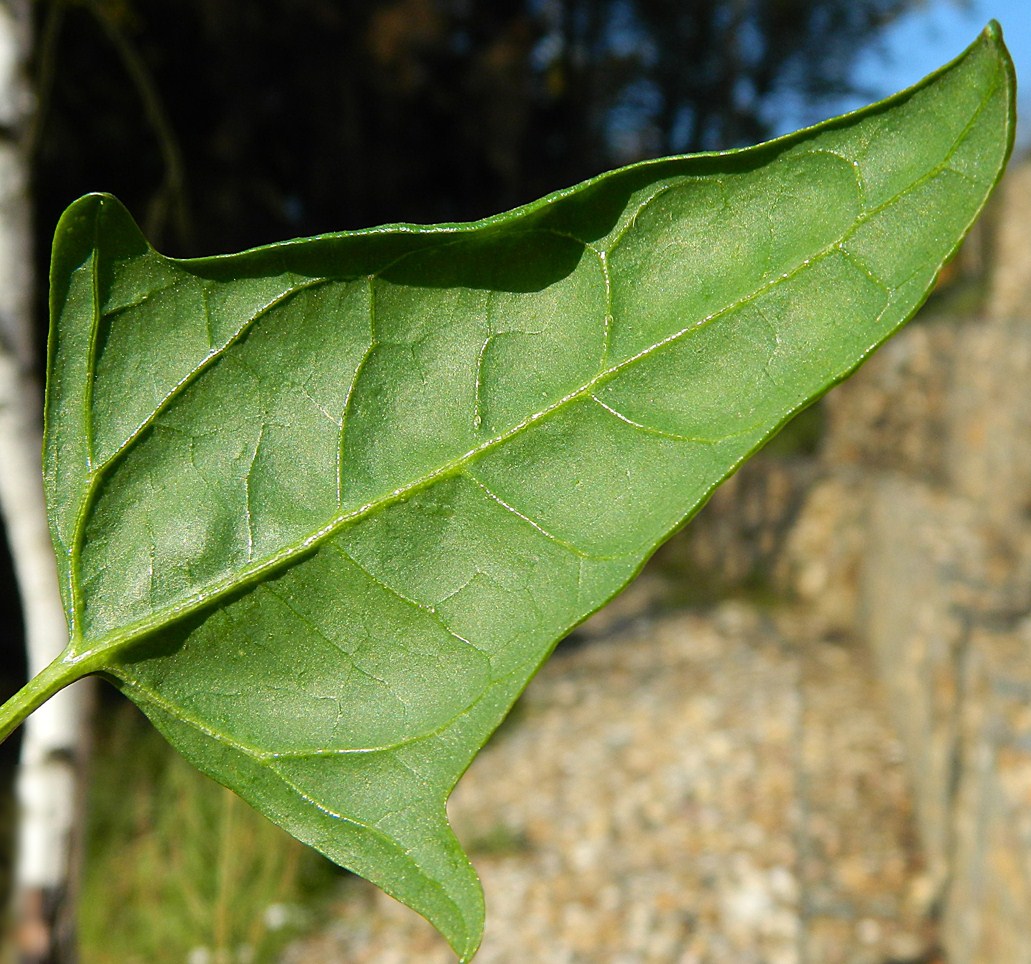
34, 0, 928, 264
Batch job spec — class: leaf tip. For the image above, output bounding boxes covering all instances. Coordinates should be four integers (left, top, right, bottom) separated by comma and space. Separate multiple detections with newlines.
53, 192, 151, 263
424, 828, 486, 962
56, 191, 125, 231
972, 19, 1014, 88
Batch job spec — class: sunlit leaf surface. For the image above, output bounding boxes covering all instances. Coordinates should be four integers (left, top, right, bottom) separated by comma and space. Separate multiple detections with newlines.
36, 24, 1013, 960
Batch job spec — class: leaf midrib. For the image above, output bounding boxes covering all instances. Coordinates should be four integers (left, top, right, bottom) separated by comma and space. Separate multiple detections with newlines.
67, 75, 996, 666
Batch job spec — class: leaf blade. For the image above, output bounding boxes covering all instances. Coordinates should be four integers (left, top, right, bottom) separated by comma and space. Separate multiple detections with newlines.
42, 23, 1014, 959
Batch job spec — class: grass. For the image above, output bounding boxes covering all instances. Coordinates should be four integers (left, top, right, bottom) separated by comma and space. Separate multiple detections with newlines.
78, 697, 338, 964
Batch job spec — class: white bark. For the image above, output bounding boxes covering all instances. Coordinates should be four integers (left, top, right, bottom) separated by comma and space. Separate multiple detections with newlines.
0, 0, 32, 362
0, 351, 81, 885
0, 0, 85, 956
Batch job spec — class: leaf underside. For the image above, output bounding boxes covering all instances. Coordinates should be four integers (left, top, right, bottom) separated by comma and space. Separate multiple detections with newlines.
42, 24, 1013, 961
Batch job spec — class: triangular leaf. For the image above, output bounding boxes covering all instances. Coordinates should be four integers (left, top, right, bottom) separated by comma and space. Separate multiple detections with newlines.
22, 23, 1016, 960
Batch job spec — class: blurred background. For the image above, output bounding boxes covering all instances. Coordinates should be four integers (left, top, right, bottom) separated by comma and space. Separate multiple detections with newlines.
0, 0, 1029, 961
21, 0, 1031, 260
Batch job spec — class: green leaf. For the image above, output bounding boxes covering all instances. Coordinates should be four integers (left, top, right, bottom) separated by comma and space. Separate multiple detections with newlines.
11, 22, 1015, 961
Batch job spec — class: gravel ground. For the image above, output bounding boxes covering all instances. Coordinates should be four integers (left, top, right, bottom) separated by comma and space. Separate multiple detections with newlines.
284, 593, 938, 963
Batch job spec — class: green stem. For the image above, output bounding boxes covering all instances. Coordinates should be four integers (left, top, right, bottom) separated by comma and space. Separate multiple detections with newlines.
0, 651, 82, 744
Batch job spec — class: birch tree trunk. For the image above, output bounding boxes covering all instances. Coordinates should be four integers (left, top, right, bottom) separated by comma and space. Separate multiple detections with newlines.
0, 1, 86, 959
